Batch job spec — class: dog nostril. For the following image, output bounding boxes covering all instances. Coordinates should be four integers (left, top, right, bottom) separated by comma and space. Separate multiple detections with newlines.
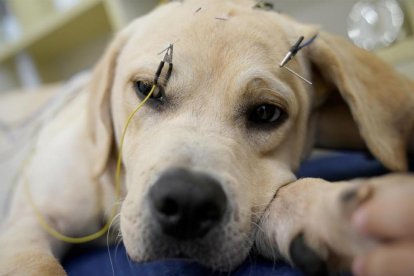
159, 197, 179, 217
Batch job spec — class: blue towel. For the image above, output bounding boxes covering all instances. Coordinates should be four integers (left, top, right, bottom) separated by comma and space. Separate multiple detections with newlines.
63, 151, 413, 275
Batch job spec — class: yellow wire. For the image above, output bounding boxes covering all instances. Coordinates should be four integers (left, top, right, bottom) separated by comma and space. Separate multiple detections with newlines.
24, 85, 156, 244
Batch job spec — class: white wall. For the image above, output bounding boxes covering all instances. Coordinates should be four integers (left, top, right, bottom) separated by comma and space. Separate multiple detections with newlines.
269, 0, 359, 38
272, 0, 410, 38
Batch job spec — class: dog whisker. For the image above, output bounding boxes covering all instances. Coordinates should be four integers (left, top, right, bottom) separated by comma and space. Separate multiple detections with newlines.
225, 255, 233, 276
127, 253, 136, 274
238, 232, 256, 272
107, 212, 121, 276
242, 240, 254, 274
114, 235, 124, 264
251, 220, 266, 235
250, 202, 272, 209
253, 211, 284, 267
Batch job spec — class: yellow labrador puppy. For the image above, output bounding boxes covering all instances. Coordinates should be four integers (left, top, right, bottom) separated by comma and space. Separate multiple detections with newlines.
1, 0, 413, 275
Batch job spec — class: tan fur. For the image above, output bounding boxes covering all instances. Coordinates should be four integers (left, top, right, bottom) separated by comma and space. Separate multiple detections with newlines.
1, 251, 65, 276
0, 86, 57, 125
257, 174, 414, 270
0, 0, 413, 274
307, 32, 414, 171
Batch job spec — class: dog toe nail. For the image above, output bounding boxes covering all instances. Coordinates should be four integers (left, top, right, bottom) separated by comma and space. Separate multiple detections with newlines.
341, 185, 373, 206
340, 189, 358, 203
355, 185, 373, 202
289, 233, 329, 276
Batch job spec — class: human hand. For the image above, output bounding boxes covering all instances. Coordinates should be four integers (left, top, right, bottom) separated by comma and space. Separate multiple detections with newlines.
351, 179, 414, 276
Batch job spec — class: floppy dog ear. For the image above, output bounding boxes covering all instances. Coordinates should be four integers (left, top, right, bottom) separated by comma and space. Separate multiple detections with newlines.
307, 32, 414, 171
87, 27, 132, 177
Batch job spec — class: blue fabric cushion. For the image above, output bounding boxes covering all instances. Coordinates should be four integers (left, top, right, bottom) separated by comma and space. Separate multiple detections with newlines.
63, 151, 413, 275
63, 244, 302, 276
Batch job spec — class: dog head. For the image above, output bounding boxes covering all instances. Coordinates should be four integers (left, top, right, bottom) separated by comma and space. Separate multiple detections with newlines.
87, 0, 414, 270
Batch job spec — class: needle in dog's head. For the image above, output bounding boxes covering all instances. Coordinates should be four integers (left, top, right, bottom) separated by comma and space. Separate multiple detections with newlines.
279, 34, 318, 85
155, 44, 174, 86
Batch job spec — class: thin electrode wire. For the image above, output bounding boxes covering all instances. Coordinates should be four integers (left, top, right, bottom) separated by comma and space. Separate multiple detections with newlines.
24, 85, 157, 244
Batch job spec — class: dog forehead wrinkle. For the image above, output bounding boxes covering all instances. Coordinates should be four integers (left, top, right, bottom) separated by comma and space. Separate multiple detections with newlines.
129, 65, 162, 81
123, 4, 291, 87
237, 69, 292, 97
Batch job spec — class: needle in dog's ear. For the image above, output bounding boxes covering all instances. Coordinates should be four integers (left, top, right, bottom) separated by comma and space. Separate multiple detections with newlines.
279, 34, 318, 85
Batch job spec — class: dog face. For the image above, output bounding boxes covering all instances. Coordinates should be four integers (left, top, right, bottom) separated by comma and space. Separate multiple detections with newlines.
87, 0, 414, 271
114, 2, 305, 269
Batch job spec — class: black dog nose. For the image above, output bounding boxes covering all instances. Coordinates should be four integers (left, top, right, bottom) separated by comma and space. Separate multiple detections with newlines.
149, 168, 227, 240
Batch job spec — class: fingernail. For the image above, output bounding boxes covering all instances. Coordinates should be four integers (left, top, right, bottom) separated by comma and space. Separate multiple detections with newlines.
352, 208, 368, 234
352, 256, 365, 276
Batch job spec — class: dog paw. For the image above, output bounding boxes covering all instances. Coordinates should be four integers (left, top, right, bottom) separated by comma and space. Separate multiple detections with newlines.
289, 233, 329, 276
290, 232, 361, 276
289, 180, 377, 271
256, 178, 377, 273
338, 183, 373, 216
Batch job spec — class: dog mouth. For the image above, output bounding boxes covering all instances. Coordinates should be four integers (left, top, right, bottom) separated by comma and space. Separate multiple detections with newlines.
173, 252, 191, 259
136, 224, 255, 271
121, 202, 256, 271
121, 168, 257, 270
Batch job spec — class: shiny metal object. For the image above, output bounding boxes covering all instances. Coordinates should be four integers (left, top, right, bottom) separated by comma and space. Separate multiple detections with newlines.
347, 0, 404, 50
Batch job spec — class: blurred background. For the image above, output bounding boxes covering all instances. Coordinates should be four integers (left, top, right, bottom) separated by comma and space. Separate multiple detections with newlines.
0, 0, 413, 94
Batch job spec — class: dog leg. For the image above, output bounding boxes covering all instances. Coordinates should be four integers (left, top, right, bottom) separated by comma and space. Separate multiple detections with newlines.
0, 92, 119, 275
256, 174, 414, 274
0, 153, 113, 275
0, 172, 113, 276
0, 217, 66, 276
0, 194, 67, 276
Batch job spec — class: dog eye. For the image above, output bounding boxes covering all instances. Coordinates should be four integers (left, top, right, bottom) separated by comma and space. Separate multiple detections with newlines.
134, 81, 163, 100
249, 104, 284, 124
